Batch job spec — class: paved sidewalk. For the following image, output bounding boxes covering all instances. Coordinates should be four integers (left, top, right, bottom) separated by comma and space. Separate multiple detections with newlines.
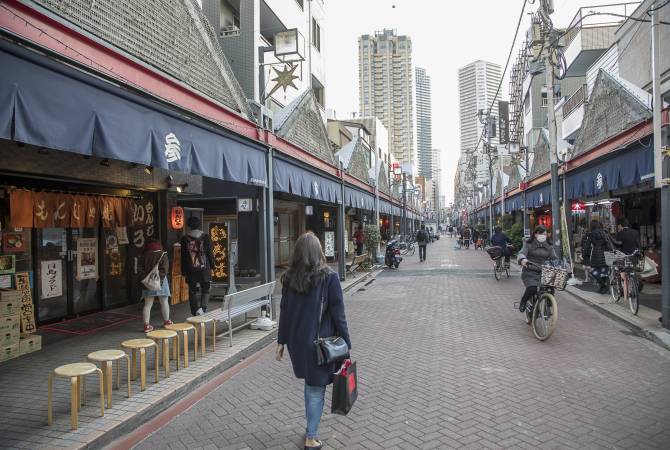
130, 237, 670, 450
0, 268, 376, 450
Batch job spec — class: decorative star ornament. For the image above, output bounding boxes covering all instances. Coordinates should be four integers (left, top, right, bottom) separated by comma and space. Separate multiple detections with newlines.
266, 63, 299, 99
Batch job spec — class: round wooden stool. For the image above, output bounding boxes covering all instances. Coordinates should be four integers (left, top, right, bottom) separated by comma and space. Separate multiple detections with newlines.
48, 362, 104, 430
120, 338, 159, 391
146, 330, 179, 377
87, 350, 131, 408
165, 323, 197, 368
187, 316, 216, 357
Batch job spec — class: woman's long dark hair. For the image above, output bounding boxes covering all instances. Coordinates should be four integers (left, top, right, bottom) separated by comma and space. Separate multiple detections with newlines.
281, 232, 330, 294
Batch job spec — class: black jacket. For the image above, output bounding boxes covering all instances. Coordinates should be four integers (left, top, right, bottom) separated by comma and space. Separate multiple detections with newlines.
614, 227, 640, 255
278, 270, 351, 386
582, 229, 613, 267
180, 231, 215, 282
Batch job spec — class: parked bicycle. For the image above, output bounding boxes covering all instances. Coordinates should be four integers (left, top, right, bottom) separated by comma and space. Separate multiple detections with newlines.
607, 250, 644, 315
519, 261, 568, 341
398, 239, 415, 256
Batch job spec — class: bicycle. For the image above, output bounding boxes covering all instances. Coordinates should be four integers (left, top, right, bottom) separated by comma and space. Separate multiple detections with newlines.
607, 250, 644, 315
399, 240, 415, 256
486, 246, 511, 280
519, 262, 568, 341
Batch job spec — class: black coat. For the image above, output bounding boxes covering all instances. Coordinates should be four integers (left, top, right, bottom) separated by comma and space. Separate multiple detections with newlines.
180, 232, 215, 283
582, 229, 613, 268
614, 227, 640, 255
278, 270, 352, 387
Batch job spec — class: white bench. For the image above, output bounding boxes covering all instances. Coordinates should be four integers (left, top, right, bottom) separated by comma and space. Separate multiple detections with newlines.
203, 281, 276, 347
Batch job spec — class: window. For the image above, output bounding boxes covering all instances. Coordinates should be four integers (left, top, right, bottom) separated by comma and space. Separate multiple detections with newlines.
295, 0, 304, 9
313, 84, 325, 109
312, 18, 321, 52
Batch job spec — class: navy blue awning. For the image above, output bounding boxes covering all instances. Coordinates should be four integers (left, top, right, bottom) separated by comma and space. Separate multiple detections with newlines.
505, 193, 523, 213
392, 205, 402, 216
566, 142, 653, 200
344, 186, 375, 211
379, 200, 392, 214
0, 43, 267, 186
494, 202, 502, 215
273, 158, 341, 203
525, 183, 552, 208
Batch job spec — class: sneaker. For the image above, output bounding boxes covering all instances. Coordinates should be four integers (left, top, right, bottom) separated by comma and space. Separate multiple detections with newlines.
519, 301, 527, 312
164, 319, 174, 326
143, 323, 154, 333
196, 308, 204, 316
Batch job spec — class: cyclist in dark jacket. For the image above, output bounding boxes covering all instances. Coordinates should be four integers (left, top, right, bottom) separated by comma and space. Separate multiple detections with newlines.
517, 225, 557, 312
491, 226, 512, 265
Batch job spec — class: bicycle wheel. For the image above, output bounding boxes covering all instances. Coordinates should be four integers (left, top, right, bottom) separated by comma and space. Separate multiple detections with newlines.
532, 293, 558, 341
494, 261, 501, 281
609, 272, 621, 303
628, 275, 639, 315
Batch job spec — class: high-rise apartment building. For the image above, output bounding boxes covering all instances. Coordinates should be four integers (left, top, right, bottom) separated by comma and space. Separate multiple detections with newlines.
458, 60, 502, 155
358, 29, 415, 167
415, 67, 433, 179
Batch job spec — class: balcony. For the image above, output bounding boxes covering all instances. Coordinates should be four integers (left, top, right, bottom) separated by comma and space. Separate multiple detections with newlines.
563, 3, 640, 77
561, 85, 588, 142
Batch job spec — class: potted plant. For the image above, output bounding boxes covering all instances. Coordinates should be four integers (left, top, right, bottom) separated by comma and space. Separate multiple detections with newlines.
364, 224, 382, 265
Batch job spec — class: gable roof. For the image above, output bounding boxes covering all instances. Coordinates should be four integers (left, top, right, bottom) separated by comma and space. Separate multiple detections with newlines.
32, 0, 251, 117
336, 137, 371, 182
572, 69, 652, 158
530, 129, 550, 179
274, 89, 336, 165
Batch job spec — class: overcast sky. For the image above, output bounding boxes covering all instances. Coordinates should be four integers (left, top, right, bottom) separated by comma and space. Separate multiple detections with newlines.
324, 0, 628, 205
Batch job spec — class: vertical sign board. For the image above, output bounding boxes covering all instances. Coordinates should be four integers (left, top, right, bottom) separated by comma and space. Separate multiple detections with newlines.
324, 231, 335, 258
498, 101, 509, 145
14, 272, 36, 334
209, 223, 229, 282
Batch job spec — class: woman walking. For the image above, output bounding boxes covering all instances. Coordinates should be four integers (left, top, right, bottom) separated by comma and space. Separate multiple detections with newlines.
138, 239, 172, 333
582, 220, 613, 294
276, 232, 352, 450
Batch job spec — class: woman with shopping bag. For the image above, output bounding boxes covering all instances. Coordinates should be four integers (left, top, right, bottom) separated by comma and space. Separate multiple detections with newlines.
276, 232, 352, 450
138, 239, 172, 333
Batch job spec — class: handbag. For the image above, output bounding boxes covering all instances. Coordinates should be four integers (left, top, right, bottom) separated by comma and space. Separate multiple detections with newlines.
314, 287, 349, 366
141, 252, 166, 291
331, 360, 357, 415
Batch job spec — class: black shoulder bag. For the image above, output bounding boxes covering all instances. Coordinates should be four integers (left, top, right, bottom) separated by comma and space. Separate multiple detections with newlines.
314, 282, 349, 366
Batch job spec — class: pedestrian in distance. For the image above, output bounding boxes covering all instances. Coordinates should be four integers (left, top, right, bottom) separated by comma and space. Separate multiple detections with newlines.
581, 220, 613, 294
416, 224, 429, 262
463, 227, 472, 249
138, 239, 172, 333
181, 216, 215, 316
517, 225, 557, 312
276, 232, 352, 450
353, 225, 365, 256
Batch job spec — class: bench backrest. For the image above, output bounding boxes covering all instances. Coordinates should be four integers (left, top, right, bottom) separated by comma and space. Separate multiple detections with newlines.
352, 255, 367, 264
222, 281, 276, 311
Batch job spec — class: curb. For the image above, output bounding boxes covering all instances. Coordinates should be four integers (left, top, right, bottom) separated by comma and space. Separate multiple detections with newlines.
564, 289, 670, 352
342, 266, 382, 293
93, 331, 278, 450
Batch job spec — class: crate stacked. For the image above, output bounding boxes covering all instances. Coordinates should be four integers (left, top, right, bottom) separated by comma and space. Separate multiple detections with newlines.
0, 289, 41, 362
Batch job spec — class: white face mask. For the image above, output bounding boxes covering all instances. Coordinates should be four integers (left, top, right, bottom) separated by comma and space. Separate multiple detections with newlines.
536, 234, 547, 243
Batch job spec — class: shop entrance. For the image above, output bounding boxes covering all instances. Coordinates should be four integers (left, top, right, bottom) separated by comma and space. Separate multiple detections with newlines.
35, 228, 101, 323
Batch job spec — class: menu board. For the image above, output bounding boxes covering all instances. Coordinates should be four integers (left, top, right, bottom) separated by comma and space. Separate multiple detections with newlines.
209, 223, 229, 282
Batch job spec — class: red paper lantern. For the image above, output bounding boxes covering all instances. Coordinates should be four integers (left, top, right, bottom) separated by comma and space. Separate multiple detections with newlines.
171, 206, 185, 230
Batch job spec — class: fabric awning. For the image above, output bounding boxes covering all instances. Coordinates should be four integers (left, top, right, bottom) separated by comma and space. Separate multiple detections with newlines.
0, 43, 267, 186
504, 193, 523, 213
344, 186, 375, 211
273, 158, 341, 203
379, 200, 393, 214
525, 183, 552, 208
566, 142, 653, 200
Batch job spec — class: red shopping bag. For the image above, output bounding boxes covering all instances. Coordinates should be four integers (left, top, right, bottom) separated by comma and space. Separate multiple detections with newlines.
331, 360, 357, 416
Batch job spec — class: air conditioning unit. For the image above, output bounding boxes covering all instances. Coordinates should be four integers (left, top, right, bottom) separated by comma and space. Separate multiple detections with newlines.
247, 100, 274, 130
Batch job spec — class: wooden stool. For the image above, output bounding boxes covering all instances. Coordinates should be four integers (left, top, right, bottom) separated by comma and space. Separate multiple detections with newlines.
120, 339, 159, 391
87, 350, 131, 408
186, 316, 216, 356
146, 330, 179, 377
48, 362, 104, 430
165, 323, 197, 368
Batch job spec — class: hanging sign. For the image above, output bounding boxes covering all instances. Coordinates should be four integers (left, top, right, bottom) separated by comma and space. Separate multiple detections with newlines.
209, 223, 229, 282
237, 198, 253, 212
324, 231, 335, 258
105, 233, 123, 277
76, 238, 98, 280
171, 206, 185, 230
14, 272, 36, 334
571, 201, 586, 214
40, 260, 62, 299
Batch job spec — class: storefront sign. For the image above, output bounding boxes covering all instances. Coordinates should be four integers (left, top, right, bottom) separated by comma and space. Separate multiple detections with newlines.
116, 227, 129, 245
237, 198, 253, 212
40, 260, 62, 299
105, 233, 123, 277
0, 275, 11, 289
571, 201, 586, 214
76, 238, 98, 280
305, 205, 314, 216
2, 230, 28, 253
324, 231, 335, 258
498, 101, 509, 145
170, 206, 185, 230
209, 223, 229, 282
0, 255, 15, 275
14, 272, 36, 334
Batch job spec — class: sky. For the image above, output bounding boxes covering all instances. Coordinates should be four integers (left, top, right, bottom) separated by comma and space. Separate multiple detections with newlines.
324, 0, 628, 205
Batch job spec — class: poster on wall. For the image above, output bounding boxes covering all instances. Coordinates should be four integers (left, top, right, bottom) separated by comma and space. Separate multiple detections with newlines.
0, 255, 16, 275
0, 274, 11, 289
40, 260, 62, 299
324, 231, 335, 258
76, 238, 98, 280
3, 229, 28, 253
209, 222, 229, 282
105, 233, 123, 277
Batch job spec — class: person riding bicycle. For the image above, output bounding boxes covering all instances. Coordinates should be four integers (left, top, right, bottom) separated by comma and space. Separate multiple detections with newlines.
517, 225, 557, 313
462, 227, 472, 249
491, 226, 512, 266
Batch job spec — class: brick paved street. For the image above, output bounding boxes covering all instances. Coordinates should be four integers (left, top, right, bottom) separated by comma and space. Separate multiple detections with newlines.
133, 237, 670, 450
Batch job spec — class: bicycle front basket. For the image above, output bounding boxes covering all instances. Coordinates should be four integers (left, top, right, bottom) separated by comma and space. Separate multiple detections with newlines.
485, 246, 502, 260
541, 266, 569, 290
604, 250, 626, 266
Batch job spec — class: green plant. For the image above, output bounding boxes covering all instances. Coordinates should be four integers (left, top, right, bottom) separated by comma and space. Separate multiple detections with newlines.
505, 223, 524, 253
364, 224, 381, 261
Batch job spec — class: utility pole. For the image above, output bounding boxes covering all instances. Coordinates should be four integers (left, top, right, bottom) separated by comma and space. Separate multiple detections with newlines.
542, 1, 562, 259
401, 172, 407, 240
651, 3, 669, 329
